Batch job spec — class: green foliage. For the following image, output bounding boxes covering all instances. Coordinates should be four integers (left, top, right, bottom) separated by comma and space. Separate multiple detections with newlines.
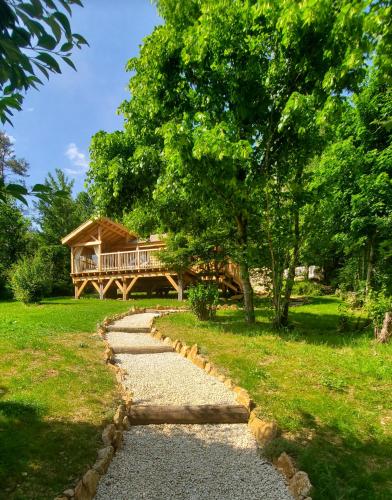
292, 280, 322, 297
0, 297, 152, 498
188, 282, 219, 321
0, 198, 29, 297
365, 290, 392, 332
9, 253, 52, 303
0, 131, 28, 180
0, 0, 87, 125
157, 297, 392, 499
88, 0, 388, 326
34, 169, 93, 295
0, 134, 69, 205
305, 68, 392, 296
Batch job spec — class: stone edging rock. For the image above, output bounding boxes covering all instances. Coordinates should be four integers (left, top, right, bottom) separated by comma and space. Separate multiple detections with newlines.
54, 307, 180, 500
151, 323, 313, 500
55, 307, 312, 500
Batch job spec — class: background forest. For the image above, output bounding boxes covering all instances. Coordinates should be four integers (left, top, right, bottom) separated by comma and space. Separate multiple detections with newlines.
1, 0, 391, 334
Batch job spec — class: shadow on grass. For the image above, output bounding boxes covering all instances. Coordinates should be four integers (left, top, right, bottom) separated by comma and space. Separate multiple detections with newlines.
0, 400, 102, 500
265, 411, 392, 500
211, 297, 373, 348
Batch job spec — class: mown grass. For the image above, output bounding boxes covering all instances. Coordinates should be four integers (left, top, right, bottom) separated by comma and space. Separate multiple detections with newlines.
157, 296, 392, 500
0, 296, 180, 500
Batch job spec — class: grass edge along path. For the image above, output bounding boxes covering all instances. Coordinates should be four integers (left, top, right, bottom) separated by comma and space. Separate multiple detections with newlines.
0, 296, 180, 500
156, 296, 392, 500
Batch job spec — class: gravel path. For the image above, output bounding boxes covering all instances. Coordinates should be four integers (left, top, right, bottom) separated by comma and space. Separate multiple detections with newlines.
106, 331, 163, 348
97, 312, 292, 499
96, 424, 292, 500
117, 352, 237, 405
110, 313, 158, 330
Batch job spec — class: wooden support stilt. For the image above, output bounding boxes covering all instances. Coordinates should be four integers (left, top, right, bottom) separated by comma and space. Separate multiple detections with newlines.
126, 277, 138, 295
115, 279, 125, 299
91, 280, 101, 295
75, 279, 88, 299
221, 278, 239, 293
122, 279, 127, 301
165, 274, 179, 293
103, 278, 115, 298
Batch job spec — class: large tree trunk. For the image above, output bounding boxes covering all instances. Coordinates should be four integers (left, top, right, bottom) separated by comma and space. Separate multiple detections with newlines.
270, 260, 284, 328
265, 192, 284, 329
376, 312, 392, 343
178, 272, 184, 301
365, 235, 375, 297
279, 210, 300, 327
236, 214, 255, 324
239, 262, 255, 324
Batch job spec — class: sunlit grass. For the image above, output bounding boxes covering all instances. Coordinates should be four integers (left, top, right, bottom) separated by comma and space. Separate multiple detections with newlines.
157, 296, 392, 500
0, 296, 181, 500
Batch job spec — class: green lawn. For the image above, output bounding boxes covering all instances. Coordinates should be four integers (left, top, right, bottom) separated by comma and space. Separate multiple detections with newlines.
156, 296, 392, 500
0, 296, 180, 500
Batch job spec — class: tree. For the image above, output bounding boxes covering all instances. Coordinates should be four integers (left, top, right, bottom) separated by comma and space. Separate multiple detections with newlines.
0, 130, 28, 180
306, 68, 392, 296
88, 0, 388, 325
0, 0, 87, 205
34, 168, 93, 294
0, 198, 29, 297
0, 0, 87, 125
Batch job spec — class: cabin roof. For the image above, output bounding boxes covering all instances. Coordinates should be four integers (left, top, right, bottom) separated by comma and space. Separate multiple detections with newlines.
61, 217, 137, 246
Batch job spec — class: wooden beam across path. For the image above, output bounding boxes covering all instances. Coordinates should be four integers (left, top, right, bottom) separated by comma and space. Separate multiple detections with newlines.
111, 345, 174, 355
127, 404, 249, 425
106, 325, 151, 333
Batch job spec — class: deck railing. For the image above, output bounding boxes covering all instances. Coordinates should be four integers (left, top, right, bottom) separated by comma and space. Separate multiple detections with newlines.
74, 248, 163, 273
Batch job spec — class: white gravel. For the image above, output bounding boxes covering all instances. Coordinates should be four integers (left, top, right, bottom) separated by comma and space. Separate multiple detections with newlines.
117, 352, 238, 405
96, 424, 292, 500
98, 312, 291, 499
111, 313, 159, 330
106, 331, 163, 348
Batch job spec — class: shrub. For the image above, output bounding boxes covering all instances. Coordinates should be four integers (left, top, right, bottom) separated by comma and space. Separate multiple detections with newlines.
188, 282, 219, 321
365, 290, 392, 336
9, 254, 52, 304
292, 280, 322, 297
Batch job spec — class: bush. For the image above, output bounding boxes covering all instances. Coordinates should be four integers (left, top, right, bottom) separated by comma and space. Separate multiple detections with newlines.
9, 254, 53, 304
292, 280, 322, 297
188, 282, 219, 321
365, 290, 392, 334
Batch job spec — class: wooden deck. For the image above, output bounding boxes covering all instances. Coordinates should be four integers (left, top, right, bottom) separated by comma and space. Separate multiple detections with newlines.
73, 248, 164, 274
71, 248, 242, 299
62, 218, 242, 300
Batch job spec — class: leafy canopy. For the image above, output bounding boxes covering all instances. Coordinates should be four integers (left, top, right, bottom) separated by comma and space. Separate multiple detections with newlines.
0, 0, 88, 124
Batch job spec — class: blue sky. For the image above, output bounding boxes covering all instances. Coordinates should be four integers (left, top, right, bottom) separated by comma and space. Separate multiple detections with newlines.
4, 0, 161, 195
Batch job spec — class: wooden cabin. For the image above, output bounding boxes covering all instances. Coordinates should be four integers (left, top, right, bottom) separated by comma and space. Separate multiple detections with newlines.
61, 217, 242, 300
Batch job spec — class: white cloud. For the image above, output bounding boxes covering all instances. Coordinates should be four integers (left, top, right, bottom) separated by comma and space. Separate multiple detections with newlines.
64, 168, 81, 175
26, 107, 34, 112
5, 133, 16, 143
65, 142, 89, 175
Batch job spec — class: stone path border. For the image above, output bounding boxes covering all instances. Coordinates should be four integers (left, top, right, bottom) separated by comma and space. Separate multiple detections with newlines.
54, 307, 312, 500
